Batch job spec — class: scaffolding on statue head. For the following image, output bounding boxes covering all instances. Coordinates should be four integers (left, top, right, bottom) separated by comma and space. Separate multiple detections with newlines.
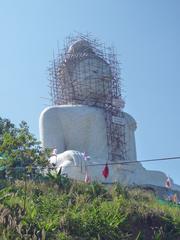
48, 33, 126, 162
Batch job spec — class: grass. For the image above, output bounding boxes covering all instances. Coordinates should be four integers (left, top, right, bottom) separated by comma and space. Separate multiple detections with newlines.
0, 178, 180, 239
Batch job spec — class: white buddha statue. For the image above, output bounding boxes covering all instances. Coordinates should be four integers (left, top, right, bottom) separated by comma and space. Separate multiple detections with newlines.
39, 38, 180, 190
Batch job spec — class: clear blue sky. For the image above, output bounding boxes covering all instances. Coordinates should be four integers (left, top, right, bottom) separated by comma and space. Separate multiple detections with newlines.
0, 0, 180, 184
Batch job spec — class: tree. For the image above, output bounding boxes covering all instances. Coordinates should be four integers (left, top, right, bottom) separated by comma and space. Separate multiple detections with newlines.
0, 117, 17, 145
0, 117, 50, 178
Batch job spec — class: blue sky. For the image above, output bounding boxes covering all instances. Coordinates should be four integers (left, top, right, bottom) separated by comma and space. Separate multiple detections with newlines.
0, 0, 180, 184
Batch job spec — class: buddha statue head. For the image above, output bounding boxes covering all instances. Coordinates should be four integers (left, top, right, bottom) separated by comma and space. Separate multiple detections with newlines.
51, 38, 121, 108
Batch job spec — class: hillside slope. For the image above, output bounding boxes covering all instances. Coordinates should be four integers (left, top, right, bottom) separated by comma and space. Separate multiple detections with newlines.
0, 178, 180, 240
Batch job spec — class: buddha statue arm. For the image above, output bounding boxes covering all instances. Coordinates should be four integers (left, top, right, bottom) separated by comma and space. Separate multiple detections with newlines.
39, 106, 65, 153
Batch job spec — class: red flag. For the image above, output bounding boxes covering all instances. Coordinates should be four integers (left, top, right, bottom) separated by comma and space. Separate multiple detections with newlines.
102, 163, 109, 178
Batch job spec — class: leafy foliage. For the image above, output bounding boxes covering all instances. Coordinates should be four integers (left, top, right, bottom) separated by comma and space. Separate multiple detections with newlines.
0, 180, 180, 240
0, 118, 50, 178
0, 117, 180, 239
0, 117, 17, 145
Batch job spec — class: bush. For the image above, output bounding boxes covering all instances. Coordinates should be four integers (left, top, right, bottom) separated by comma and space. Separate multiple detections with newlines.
0, 178, 180, 239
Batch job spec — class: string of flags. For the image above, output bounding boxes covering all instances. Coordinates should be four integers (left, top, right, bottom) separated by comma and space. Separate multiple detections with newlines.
51, 148, 57, 157
84, 170, 91, 183
82, 151, 109, 182
49, 148, 180, 184
102, 163, 109, 179
84, 162, 109, 183
83, 152, 90, 161
165, 176, 172, 188
165, 176, 178, 204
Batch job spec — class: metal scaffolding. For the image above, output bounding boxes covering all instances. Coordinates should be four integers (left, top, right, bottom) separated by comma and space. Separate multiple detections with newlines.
48, 34, 126, 162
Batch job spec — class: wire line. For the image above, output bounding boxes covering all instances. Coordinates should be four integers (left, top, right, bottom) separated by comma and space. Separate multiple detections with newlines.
1, 156, 180, 169
87, 156, 180, 167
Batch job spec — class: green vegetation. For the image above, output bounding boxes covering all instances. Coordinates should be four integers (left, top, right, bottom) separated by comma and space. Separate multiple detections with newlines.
0, 118, 180, 239
0, 178, 180, 240
0, 117, 49, 179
